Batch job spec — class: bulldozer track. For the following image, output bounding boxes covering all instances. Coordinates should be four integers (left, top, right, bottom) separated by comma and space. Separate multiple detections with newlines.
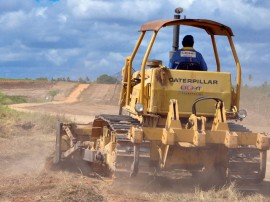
228, 122, 265, 183
57, 115, 268, 184
228, 122, 251, 132
94, 114, 153, 178
92, 117, 266, 182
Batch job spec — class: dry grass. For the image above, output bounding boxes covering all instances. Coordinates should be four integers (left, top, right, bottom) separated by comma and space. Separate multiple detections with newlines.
0, 107, 105, 202
0, 105, 68, 138
138, 183, 267, 202
0, 172, 105, 202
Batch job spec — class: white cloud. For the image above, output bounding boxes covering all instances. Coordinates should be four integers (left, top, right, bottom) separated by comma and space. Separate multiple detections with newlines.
0, 50, 22, 62
0, 10, 27, 30
235, 42, 269, 66
67, 0, 111, 19
108, 52, 125, 62
35, 7, 48, 18
58, 14, 67, 24
192, 0, 270, 31
67, 0, 161, 20
168, 0, 195, 11
45, 49, 66, 66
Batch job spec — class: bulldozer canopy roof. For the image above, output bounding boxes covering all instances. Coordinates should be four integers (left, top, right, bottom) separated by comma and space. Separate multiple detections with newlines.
139, 19, 234, 36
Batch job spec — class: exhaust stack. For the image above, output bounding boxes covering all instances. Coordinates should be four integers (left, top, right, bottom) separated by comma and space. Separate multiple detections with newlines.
170, 7, 183, 59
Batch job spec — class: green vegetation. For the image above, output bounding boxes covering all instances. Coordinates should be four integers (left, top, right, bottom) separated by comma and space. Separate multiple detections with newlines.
35, 77, 48, 81
96, 74, 120, 84
0, 105, 67, 138
0, 92, 27, 105
78, 76, 91, 83
48, 90, 59, 98
0, 78, 26, 81
51, 76, 91, 83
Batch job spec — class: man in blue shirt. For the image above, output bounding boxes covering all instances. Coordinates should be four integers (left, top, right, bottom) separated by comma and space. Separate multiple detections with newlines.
169, 35, 207, 71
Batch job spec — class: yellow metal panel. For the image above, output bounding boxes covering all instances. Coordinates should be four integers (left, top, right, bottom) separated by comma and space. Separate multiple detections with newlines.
173, 129, 195, 142
129, 127, 143, 143
256, 134, 270, 150
142, 126, 268, 148
148, 69, 232, 116
206, 131, 226, 144
162, 128, 175, 145
237, 132, 257, 145
143, 127, 163, 140
225, 131, 238, 148
193, 131, 206, 147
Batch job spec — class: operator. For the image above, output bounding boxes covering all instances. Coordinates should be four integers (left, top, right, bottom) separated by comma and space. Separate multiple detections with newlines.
169, 35, 207, 71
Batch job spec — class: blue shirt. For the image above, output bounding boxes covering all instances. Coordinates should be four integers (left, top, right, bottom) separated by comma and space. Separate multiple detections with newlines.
169, 47, 207, 71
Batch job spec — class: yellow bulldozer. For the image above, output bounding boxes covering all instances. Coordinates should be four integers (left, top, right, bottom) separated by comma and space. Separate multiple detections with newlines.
54, 9, 270, 185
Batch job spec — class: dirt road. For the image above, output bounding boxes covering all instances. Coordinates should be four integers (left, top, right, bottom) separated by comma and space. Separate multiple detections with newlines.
61, 83, 89, 103
1, 81, 270, 201
9, 83, 119, 123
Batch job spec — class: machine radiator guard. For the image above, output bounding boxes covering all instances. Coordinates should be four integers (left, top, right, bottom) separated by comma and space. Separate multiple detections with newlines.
192, 97, 224, 117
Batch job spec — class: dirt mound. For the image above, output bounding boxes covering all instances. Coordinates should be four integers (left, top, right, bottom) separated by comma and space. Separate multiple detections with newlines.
0, 80, 54, 89
80, 83, 120, 105
8, 83, 120, 123
0, 80, 78, 102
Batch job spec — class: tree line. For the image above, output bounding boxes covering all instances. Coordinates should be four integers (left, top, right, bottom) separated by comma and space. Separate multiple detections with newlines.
34, 74, 120, 84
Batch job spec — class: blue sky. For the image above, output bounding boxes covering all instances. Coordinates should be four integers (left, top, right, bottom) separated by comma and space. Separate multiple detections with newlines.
0, 0, 269, 85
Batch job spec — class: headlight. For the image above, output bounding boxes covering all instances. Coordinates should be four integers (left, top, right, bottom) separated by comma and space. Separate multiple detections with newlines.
237, 109, 247, 120
135, 103, 144, 114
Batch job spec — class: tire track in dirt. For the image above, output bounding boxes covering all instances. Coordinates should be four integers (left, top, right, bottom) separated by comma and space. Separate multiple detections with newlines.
9, 84, 93, 123
59, 83, 89, 103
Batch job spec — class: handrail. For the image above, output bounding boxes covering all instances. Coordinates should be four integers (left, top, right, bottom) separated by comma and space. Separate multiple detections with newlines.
228, 36, 241, 109
126, 32, 145, 105
139, 32, 157, 106
211, 35, 221, 72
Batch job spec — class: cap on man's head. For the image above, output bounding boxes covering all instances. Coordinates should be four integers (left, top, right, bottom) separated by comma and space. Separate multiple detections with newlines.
182, 35, 194, 47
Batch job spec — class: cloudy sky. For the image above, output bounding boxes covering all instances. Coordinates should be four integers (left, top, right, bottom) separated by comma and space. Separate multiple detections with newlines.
0, 0, 269, 85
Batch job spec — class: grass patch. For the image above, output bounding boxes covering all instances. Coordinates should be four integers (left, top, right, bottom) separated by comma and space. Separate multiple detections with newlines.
0, 105, 68, 138
0, 92, 27, 105
48, 90, 59, 100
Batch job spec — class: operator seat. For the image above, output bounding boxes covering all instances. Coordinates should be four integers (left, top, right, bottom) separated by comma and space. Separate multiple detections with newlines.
175, 62, 202, 71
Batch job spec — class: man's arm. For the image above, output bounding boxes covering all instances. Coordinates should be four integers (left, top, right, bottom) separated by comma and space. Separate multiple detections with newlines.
168, 60, 174, 68
201, 58, 207, 71
169, 57, 174, 69
197, 52, 208, 71
169, 51, 178, 69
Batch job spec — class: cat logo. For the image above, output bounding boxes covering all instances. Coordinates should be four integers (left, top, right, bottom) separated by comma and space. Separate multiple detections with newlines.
180, 84, 202, 92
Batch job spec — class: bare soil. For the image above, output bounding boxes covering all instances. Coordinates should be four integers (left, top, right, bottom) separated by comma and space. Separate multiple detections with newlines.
0, 80, 78, 103
9, 83, 120, 123
0, 81, 269, 201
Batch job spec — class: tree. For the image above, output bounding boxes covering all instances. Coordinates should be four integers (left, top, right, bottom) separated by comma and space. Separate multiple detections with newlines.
96, 74, 120, 84
36, 77, 48, 81
85, 76, 91, 83
248, 74, 253, 82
